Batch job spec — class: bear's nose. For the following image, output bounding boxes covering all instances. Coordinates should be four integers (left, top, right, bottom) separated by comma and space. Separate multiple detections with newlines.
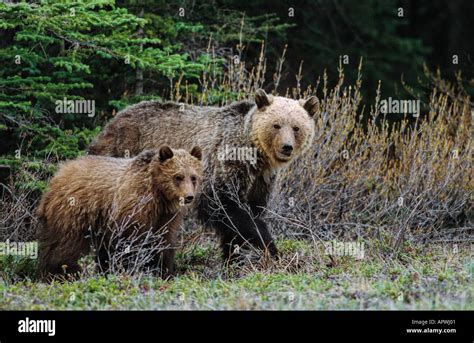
281, 144, 293, 156
184, 195, 194, 204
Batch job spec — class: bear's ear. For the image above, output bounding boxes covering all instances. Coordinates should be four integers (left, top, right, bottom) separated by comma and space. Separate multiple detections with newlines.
299, 96, 319, 117
190, 146, 202, 161
255, 89, 274, 109
159, 146, 174, 162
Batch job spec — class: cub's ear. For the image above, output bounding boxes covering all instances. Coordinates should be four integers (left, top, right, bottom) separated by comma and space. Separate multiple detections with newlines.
299, 96, 319, 117
190, 146, 202, 161
159, 146, 174, 162
255, 89, 274, 109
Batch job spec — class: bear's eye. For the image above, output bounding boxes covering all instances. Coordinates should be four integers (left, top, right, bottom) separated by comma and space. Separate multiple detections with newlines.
191, 175, 197, 183
175, 175, 184, 182
293, 126, 300, 132
273, 124, 281, 130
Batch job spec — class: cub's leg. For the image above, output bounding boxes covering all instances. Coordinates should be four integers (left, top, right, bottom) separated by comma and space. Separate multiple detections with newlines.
157, 213, 183, 279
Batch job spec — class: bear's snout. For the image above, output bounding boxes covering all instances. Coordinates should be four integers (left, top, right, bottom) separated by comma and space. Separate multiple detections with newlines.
281, 144, 294, 156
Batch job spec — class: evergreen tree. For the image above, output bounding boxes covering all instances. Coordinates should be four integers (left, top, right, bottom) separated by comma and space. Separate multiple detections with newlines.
0, 0, 204, 161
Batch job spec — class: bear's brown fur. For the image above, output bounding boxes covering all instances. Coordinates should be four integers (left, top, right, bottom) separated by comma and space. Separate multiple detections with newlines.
36, 146, 202, 280
88, 89, 318, 261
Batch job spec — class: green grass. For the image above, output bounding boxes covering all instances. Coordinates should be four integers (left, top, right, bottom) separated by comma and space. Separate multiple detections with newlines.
0, 237, 472, 310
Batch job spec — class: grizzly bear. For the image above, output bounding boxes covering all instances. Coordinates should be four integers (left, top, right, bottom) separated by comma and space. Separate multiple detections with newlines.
37, 146, 203, 279
88, 89, 318, 261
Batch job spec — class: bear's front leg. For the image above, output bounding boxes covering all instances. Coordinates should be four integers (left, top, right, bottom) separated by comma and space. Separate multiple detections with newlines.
161, 248, 176, 279
212, 195, 278, 262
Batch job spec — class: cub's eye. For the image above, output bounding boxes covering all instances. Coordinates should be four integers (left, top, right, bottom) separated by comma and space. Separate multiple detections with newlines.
191, 175, 197, 183
293, 127, 300, 132
175, 175, 184, 182
273, 124, 281, 130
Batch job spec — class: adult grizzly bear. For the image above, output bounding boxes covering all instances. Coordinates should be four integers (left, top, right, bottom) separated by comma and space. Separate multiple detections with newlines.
88, 89, 318, 261
37, 146, 203, 279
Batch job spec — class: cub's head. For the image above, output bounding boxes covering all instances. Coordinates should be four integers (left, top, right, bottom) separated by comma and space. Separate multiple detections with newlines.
139, 146, 203, 209
251, 89, 318, 168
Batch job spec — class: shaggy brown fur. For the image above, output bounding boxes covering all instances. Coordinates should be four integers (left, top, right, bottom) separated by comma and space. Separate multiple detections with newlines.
36, 146, 203, 280
88, 89, 318, 261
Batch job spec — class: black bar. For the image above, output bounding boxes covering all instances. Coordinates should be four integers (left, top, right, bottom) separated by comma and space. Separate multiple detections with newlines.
0, 311, 471, 342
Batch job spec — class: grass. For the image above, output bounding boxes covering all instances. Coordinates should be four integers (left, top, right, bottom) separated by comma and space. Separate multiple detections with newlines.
1, 236, 472, 310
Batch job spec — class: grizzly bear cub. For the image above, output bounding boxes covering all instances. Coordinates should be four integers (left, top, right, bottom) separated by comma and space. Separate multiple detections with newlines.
36, 146, 203, 280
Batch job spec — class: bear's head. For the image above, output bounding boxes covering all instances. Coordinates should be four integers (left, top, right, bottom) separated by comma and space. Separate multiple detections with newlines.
141, 146, 203, 209
250, 89, 317, 168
